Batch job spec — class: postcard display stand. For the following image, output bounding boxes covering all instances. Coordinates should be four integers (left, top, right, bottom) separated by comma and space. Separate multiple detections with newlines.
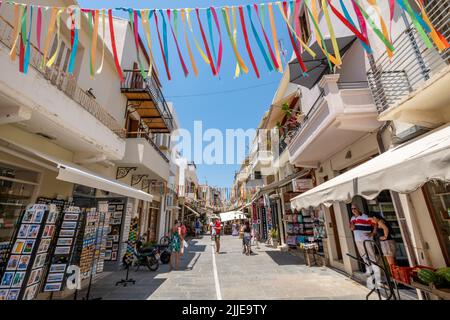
285, 208, 316, 247
43, 206, 82, 293
105, 201, 125, 263
0, 204, 60, 300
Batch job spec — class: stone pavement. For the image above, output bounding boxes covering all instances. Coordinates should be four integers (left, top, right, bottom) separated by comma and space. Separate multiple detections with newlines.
72, 235, 377, 300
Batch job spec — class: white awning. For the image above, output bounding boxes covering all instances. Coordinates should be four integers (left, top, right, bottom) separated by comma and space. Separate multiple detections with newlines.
184, 204, 200, 217
0, 140, 153, 203
220, 211, 246, 222
291, 124, 450, 210
57, 165, 153, 202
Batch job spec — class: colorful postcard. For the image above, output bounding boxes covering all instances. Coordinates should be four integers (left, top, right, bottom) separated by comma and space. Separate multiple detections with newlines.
43, 283, 61, 292
61, 221, 77, 229
63, 213, 79, 221
6, 289, 20, 300
33, 268, 43, 284
18, 224, 30, 238
57, 238, 73, 246
12, 240, 26, 254
37, 239, 51, 253
111, 251, 117, 261
22, 210, 34, 223
49, 264, 67, 273
42, 225, 53, 238
46, 211, 58, 224
104, 250, 112, 260
32, 253, 47, 269
59, 229, 75, 237
11, 272, 26, 288
112, 235, 119, 242
22, 240, 35, 254
27, 225, 40, 238
54, 246, 71, 255
106, 240, 112, 248
0, 289, 8, 300
27, 269, 38, 286
33, 210, 45, 223
17, 255, 31, 271
6, 255, 20, 270
47, 273, 64, 283
23, 284, 38, 300
0, 272, 14, 287
112, 244, 118, 251
113, 212, 123, 218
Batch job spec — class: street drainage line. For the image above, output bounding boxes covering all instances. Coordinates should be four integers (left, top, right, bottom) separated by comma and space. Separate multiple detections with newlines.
211, 245, 222, 300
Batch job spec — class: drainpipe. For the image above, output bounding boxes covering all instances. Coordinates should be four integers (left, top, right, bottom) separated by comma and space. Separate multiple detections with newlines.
376, 122, 418, 267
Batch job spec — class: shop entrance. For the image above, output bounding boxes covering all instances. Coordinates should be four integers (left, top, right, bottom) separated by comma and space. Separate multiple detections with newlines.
348, 191, 409, 272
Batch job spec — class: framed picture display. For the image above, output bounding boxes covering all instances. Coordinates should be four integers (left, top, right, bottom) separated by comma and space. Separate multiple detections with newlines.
64, 213, 79, 221
12, 240, 26, 254
37, 239, 51, 253
49, 264, 67, 273
104, 250, 112, 260
42, 225, 56, 238
22, 240, 35, 254
11, 272, 26, 288
104, 200, 125, 261
17, 255, 31, 271
0, 289, 8, 300
111, 251, 117, 261
32, 253, 46, 269
54, 246, 71, 255
46, 273, 64, 283
0, 272, 14, 287
22, 210, 34, 223
18, 224, 30, 238
26, 225, 40, 238
32, 210, 45, 224
23, 284, 39, 300
6, 255, 20, 270
43, 282, 61, 292
57, 238, 73, 246
61, 221, 77, 229
59, 229, 75, 237
6, 289, 20, 300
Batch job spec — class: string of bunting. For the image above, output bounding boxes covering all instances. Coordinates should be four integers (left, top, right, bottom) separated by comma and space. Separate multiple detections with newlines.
0, 0, 448, 80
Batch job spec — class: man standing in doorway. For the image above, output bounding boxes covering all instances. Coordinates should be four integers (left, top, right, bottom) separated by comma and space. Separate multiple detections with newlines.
350, 203, 376, 273
214, 218, 222, 254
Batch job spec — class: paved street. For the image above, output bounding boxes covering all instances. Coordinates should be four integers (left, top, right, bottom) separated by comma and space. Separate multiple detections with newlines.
73, 235, 375, 300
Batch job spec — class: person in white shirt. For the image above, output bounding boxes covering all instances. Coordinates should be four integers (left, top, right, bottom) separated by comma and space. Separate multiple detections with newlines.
350, 203, 376, 273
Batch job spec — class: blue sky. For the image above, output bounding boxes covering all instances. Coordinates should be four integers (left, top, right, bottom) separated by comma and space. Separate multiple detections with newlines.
79, 0, 290, 188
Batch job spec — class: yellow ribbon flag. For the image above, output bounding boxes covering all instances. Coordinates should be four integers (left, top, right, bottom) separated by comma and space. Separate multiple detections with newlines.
41, 7, 58, 69
96, 9, 106, 74
223, 6, 249, 74
141, 9, 157, 77
321, 0, 342, 66
89, 10, 99, 78
186, 8, 211, 65
181, 9, 199, 77
276, 2, 316, 58
268, 3, 283, 72
366, 0, 393, 58
231, 6, 241, 78
9, 4, 24, 62
46, 9, 64, 68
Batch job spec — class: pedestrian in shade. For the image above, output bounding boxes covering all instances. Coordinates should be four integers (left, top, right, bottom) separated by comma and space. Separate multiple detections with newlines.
169, 220, 181, 270
368, 213, 397, 268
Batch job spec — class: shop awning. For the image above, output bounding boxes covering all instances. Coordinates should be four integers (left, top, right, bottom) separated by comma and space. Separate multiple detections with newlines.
289, 36, 356, 89
184, 204, 200, 217
220, 211, 246, 222
0, 141, 154, 203
260, 169, 310, 193
291, 124, 450, 210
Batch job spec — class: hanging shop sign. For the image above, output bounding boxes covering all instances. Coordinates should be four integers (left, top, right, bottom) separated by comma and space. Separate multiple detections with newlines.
292, 178, 314, 193
0, 0, 447, 80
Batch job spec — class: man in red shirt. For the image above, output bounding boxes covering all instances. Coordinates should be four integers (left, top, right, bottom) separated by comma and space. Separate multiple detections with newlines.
213, 218, 222, 253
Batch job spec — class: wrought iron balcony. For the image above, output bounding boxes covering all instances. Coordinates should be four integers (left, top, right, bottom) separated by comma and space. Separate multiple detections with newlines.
367, 0, 449, 113
121, 70, 174, 133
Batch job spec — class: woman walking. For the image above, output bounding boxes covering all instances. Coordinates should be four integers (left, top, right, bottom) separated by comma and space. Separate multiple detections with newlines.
169, 220, 181, 270
242, 221, 252, 255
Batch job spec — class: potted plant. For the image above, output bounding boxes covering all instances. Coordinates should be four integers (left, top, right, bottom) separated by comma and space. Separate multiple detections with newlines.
270, 229, 279, 248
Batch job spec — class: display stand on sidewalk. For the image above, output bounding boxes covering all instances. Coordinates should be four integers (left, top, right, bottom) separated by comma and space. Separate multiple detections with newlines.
115, 260, 136, 287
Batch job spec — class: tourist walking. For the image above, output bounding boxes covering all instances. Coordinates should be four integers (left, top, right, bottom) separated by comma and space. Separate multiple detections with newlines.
210, 220, 215, 241
213, 218, 222, 253
242, 221, 252, 255
232, 220, 239, 236
179, 221, 187, 257
195, 218, 202, 238
169, 220, 181, 270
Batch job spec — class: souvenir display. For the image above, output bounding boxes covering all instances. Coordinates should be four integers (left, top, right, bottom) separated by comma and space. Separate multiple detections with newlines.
105, 201, 124, 261
79, 208, 99, 279
44, 206, 81, 292
0, 204, 60, 300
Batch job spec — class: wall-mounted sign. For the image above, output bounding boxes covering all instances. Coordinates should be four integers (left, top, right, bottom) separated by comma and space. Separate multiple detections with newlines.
292, 179, 314, 193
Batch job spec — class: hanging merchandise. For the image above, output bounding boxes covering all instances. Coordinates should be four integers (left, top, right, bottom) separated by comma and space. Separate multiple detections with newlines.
1, 0, 448, 79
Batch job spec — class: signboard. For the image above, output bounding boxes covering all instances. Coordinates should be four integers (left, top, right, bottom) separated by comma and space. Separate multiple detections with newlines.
292, 179, 314, 193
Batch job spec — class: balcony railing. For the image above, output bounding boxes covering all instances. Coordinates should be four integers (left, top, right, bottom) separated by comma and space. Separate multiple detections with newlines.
0, 17, 126, 139
126, 122, 170, 163
121, 70, 174, 132
367, 0, 449, 113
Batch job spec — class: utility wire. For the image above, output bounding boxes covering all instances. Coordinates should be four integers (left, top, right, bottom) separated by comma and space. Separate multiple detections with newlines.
165, 80, 280, 99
